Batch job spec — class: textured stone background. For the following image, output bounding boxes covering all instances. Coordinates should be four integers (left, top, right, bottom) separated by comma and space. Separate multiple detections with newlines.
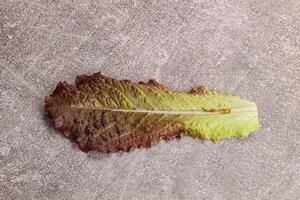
0, 0, 300, 199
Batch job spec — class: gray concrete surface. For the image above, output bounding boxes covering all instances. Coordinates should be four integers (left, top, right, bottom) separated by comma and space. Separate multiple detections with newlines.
0, 0, 300, 199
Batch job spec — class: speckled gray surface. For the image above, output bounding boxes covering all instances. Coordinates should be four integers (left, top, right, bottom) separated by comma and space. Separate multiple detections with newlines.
0, 0, 300, 200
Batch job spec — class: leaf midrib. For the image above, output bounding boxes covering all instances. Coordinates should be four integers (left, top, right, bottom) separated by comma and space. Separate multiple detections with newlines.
71, 106, 258, 116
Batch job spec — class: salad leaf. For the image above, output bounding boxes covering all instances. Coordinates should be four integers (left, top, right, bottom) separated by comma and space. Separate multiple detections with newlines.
45, 72, 260, 153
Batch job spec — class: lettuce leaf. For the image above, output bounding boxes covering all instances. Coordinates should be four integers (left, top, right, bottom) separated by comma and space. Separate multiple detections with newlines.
44, 72, 260, 153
